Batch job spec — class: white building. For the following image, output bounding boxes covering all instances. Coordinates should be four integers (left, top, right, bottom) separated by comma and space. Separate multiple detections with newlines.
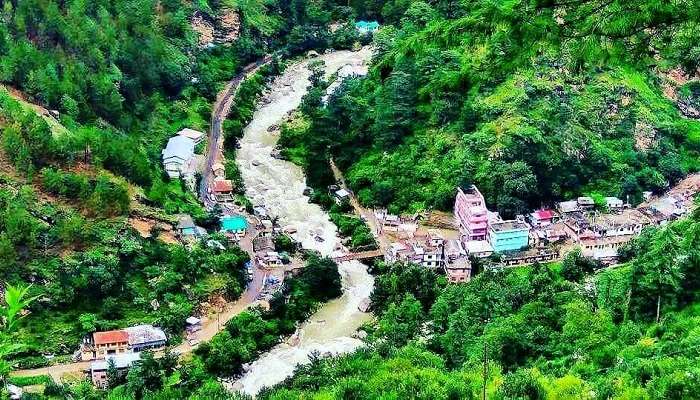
162, 136, 195, 179
177, 128, 206, 145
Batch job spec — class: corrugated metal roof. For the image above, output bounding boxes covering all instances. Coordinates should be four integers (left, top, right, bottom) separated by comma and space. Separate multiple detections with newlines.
162, 136, 195, 161
124, 324, 166, 346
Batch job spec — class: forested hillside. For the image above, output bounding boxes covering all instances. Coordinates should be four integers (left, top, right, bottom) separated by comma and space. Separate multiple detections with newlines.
281, 0, 700, 216
3, 0, 700, 399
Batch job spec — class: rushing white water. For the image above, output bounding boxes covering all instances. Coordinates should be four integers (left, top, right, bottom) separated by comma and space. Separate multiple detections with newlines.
233, 48, 374, 395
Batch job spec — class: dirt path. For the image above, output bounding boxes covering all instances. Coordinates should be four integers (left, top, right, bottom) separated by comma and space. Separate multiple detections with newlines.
199, 57, 272, 209
329, 158, 390, 252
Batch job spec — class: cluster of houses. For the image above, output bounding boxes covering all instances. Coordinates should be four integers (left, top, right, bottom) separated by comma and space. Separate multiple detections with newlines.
453, 179, 698, 272
175, 213, 248, 243
251, 205, 289, 270
385, 229, 472, 283
81, 325, 167, 388
161, 128, 236, 203
372, 175, 698, 285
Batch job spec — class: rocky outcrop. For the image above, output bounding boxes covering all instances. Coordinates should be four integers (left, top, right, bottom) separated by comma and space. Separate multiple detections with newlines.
215, 8, 240, 45
191, 8, 240, 48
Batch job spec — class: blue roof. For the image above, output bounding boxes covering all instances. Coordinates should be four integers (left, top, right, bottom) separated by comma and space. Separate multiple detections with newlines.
355, 21, 379, 31
221, 215, 248, 232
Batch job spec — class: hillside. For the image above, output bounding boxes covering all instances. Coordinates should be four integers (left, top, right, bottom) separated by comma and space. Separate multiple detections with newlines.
3, 0, 700, 399
280, 0, 700, 216
0, 0, 365, 372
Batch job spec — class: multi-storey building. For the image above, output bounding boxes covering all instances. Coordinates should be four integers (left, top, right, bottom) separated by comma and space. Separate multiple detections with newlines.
455, 186, 489, 242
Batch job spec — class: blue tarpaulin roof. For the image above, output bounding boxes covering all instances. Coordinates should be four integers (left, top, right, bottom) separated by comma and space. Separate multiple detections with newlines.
221, 215, 248, 232
355, 21, 379, 31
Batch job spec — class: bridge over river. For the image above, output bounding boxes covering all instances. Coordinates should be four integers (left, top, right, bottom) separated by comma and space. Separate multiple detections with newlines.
332, 249, 384, 263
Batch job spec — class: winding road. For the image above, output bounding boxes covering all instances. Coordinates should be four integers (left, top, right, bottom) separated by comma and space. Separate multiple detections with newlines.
11, 58, 274, 382
199, 56, 272, 209
11, 49, 377, 391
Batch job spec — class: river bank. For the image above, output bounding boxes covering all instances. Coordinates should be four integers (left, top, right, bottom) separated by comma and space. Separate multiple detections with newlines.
232, 48, 374, 395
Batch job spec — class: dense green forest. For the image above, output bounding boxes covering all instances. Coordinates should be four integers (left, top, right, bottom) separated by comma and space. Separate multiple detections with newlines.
280, 0, 700, 216
25, 203, 700, 399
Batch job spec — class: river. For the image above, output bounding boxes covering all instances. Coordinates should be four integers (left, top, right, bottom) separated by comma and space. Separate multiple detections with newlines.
233, 48, 374, 395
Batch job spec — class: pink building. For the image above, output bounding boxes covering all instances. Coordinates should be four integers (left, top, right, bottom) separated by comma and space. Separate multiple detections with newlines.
455, 186, 489, 242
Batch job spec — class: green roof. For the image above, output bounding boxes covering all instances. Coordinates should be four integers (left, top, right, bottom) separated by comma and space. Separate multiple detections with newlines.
221, 215, 248, 232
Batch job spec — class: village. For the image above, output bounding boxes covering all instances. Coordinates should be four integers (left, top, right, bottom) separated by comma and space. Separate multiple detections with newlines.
37, 90, 700, 391
28, 27, 699, 388
352, 173, 700, 284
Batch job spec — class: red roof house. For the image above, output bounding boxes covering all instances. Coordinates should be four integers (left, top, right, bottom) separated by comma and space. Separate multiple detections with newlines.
94, 330, 129, 346
529, 209, 558, 227
213, 179, 234, 203
213, 179, 233, 193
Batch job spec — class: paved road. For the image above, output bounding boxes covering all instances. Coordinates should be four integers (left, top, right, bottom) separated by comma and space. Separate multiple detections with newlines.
200, 57, 272, 209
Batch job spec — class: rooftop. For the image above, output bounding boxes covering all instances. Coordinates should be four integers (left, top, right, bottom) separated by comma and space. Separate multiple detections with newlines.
162, 135, 195, 161
91, 353, 141, 371
213, 179, 233, 193
457, 185, 485, 202
465, 240, 493, 253
177, 128, 205, 141
532, 209, 555, 220
591, 209, 651, 227
124, 324, 166, 346
558, 200, 580, 213
93, 330, 129, 345
605, 196, 624, 205
355, 20, 380, 30
335, 189, 350, 198
490, 220, 530, 233
212, 162, 225, 172
222, 215, 248, 231
176, 214, 195, 230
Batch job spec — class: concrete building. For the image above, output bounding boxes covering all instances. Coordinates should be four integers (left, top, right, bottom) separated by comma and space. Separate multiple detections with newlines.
211, 162, 226, 178
177, 128, 205, 145
488, 220, 530, 253
590, 209, 652, 238
464, 240, 494, 258
221, 214, 248, 239
455, 186, 489, 242
124, 324, 167, 353
355, 20, 379, 34
577, 196, 595, 210
213, 179, 234, 202
445, 258, 472, 283
176, 214, 197, 237
557, 200, 580, 214
334, 189, 351, 205
528, 209, 558, 228
81, 330, 130, 361
186, 317, 202, 333
162, 136, 195, 179
605, 197, 625, 212
89, 353, 141, 389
